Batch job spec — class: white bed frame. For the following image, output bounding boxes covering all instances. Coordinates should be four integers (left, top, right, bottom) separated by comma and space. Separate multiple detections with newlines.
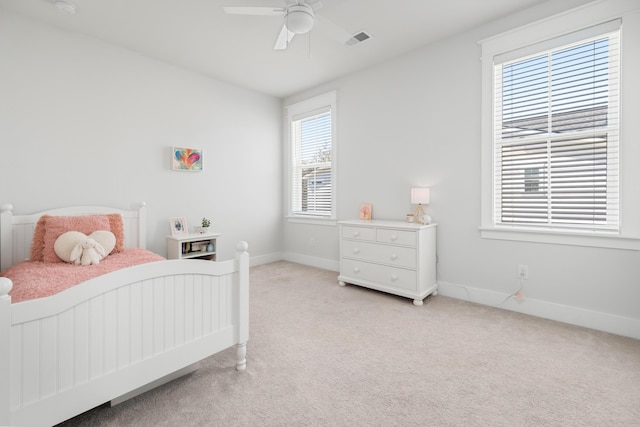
0, 202, 249, 427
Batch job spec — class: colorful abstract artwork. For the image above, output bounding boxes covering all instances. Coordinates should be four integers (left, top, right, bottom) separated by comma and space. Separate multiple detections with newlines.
172, 147, 202, 171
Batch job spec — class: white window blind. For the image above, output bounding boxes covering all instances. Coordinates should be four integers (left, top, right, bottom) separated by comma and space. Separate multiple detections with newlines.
290, 106, 333, 216
494, 23, 620, 231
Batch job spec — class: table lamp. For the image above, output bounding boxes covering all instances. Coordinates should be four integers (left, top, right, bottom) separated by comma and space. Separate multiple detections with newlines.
411, 187, 431, 224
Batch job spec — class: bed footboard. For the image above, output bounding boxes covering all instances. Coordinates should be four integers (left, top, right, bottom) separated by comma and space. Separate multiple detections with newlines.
0, 242, 249, 427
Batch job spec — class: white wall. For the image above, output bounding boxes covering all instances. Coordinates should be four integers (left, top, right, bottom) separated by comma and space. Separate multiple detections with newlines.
0, 10, 283, 262
283, 0, 640, 338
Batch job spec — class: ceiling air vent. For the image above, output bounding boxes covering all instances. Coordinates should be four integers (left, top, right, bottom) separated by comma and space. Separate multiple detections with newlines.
345, 31, 371, 46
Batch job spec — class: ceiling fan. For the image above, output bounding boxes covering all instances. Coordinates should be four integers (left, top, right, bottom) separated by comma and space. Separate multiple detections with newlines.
223, 0, 351, 50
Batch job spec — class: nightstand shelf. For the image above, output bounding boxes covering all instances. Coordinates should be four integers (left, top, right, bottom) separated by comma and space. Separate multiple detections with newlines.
167, 232, 220, 261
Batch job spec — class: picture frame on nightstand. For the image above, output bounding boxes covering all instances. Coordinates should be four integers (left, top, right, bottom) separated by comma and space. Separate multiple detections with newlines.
170, 217, 188, 236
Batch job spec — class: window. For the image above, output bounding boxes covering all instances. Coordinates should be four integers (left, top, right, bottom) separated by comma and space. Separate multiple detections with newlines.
480, 2, 640, 250
478, 5, 640, 250
495, 25, 620, 232
285, 91, 337, 221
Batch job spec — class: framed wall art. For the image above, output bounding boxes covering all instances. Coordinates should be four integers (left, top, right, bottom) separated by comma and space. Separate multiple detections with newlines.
172, 147, 202, 171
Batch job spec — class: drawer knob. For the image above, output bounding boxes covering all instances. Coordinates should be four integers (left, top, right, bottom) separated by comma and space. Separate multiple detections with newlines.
353, 231, 360, 237
353, 248, 360, 254
391, 274, 398, 281
390, 234, 398, 241
353, 267, 360, 274
390, 253, 398, 260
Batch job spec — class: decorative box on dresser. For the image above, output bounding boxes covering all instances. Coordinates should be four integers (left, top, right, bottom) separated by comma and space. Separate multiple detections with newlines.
167, 232, 220, 261
338, 220, 437, 306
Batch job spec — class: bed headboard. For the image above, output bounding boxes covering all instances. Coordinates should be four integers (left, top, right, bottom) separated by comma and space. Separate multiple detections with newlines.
0, 202, 147, 270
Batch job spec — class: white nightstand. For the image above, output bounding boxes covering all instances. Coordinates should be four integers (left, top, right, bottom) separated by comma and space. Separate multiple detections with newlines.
167, 232, 220, 261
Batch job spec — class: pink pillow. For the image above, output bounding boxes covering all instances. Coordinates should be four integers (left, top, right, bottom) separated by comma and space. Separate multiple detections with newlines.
30, 215, 50, 261
42, 215, 111, 263
105, 213, 125, 253
30, 213, 125, 261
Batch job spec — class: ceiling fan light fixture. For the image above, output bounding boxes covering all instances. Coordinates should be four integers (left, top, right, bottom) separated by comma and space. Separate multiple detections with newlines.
285, 5, 314, 34
52, 0, 77, 15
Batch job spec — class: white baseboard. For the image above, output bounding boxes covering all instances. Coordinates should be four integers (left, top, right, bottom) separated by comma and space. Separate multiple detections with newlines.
437, 281, 640, 340
249, 251, 340, 272
249, 252, 283, 267
281, 252, 340, 272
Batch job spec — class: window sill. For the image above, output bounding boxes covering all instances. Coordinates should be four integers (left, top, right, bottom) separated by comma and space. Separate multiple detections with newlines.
287, 216, 337, 226
480, 226, 640, 251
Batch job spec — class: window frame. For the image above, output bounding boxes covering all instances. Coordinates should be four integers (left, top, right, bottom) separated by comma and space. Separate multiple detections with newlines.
479, 1, 640, 250
285, 91, 337, 224
494, 26, 620, 232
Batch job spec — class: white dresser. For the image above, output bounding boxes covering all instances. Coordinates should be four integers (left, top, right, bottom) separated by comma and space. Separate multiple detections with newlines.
338, 220, 437, 306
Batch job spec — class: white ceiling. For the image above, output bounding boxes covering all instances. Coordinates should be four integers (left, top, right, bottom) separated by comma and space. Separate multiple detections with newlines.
0, 0, 551, 98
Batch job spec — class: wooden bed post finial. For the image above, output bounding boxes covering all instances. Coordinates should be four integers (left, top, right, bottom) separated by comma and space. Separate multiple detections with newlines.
236, 240, 249, 254
0, 278, 12, 299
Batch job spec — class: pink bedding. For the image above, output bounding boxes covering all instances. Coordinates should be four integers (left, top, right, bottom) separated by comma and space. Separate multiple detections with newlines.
1, 248, 165, 303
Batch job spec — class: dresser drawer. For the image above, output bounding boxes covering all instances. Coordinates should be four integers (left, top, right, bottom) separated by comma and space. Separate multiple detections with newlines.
342, 226, 376, 241
376, 229, 416, 247
341, 259, 417, 292
342, 240, 416, 269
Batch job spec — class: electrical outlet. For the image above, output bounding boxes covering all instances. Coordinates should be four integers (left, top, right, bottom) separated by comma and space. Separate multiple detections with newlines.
309, 237, 316, 247
517, 264, 529, 280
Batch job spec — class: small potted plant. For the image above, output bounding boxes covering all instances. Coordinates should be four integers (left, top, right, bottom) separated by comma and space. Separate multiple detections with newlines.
200, 217, 211, 234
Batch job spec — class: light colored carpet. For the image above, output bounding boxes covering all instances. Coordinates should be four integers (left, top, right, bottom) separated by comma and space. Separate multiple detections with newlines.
58, 261, 640, 426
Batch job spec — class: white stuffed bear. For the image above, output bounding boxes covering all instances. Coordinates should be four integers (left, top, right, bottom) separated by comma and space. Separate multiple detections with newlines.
70, 238, 106, 266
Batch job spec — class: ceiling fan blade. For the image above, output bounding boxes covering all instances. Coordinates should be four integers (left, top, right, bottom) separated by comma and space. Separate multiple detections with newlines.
306, 0, 323, 11
274, 24, 296, 50
223, 6, 286, 16
316, 15, 354, 45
